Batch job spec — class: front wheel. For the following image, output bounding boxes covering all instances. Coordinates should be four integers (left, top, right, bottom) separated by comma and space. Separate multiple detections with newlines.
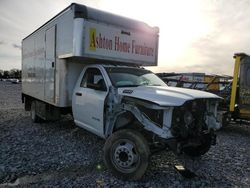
103, 129, 150, 180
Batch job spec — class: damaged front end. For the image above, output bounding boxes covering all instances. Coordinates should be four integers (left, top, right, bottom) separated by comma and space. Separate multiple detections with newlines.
103, 86, 222, 179
123, 98, 222, 157
105, 86, 222, 157
168, 99, 221, 157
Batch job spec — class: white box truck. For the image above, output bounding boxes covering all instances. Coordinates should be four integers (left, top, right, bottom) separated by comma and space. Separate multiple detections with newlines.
22, 3, 222, 180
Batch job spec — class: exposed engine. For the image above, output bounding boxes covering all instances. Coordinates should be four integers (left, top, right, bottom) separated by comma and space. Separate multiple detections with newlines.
171, 99, 207, 138
170, 99, 220, 156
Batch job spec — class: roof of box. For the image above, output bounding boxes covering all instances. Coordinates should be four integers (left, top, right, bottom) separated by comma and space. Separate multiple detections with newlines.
23, 3, 159, 40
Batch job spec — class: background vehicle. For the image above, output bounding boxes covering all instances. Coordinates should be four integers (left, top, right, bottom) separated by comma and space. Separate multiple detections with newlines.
229, 53, 250, 120
22, 3, 221, 180
157, 53, 250, 125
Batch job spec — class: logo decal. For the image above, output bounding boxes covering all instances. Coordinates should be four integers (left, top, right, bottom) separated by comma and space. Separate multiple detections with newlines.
89, 28, 96, 51
123, 90, 133, 94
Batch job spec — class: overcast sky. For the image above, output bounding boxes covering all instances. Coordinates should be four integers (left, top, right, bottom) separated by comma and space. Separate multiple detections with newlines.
1, 0, 250, 75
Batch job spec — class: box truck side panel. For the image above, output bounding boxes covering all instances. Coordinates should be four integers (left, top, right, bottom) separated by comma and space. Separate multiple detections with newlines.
22, 30, 46, 102
45, 25, 56, 103
22, 9, 75, 106
56, 9, 74, 58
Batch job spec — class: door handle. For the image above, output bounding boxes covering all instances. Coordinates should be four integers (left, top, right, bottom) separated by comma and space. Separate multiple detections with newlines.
75, 92, 82, 96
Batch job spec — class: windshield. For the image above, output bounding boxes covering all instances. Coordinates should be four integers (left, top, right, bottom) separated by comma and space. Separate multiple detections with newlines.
105, 67, 167, 87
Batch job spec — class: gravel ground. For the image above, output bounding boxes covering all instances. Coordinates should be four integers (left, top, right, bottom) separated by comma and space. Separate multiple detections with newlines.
0, 81, 249, 187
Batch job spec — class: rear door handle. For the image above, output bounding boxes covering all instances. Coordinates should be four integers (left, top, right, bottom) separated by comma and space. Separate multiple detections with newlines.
75, 92, 82, 96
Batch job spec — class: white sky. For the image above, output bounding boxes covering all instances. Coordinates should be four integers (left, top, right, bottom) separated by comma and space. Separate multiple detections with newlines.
1, 0, 250, 75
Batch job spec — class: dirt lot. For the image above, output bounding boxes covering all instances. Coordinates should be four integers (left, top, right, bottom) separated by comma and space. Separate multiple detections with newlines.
0, 81, 250, 187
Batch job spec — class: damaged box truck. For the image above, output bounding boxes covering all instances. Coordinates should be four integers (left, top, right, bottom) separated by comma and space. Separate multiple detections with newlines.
22, 3, 222, 180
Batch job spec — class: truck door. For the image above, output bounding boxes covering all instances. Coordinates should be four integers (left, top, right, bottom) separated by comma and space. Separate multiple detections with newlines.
45, 25, 56, 103
72, 67, 108, 137
239, 55, 250, 118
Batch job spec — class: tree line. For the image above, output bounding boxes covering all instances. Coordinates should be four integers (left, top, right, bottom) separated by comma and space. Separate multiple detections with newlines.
0, 69, 21, 79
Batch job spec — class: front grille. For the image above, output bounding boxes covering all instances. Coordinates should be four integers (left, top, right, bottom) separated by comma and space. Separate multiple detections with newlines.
171, 99, 207, 138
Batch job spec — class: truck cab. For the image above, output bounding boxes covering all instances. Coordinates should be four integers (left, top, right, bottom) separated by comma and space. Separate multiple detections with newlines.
72, 64, 221, 180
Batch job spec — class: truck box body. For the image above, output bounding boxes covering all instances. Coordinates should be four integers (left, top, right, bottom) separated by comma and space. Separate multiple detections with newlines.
22, 3, 159, 107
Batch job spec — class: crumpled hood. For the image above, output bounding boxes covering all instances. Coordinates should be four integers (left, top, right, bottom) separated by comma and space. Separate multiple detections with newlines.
118, 86, 221, 106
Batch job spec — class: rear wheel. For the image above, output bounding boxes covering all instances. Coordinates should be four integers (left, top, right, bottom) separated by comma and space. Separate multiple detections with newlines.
103, 129, 150, 180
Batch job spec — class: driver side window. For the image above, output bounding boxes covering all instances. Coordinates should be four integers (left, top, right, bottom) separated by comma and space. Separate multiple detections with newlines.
80, 68, 107, 91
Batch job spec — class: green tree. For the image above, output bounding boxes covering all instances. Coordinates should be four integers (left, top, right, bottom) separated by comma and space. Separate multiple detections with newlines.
3, 70, 9, 79
9, 69, 21, 78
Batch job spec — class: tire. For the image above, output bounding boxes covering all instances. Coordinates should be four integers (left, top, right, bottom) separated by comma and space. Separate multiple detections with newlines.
103, 129, 150, 180
30, 101, 40, 123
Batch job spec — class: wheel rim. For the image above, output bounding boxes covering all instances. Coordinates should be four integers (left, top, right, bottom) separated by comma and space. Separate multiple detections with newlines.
111, 139, 140, 173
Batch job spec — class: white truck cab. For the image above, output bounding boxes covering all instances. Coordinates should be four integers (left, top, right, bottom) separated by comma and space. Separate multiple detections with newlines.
22, 3, 222, 180
71, 64, 221, 179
